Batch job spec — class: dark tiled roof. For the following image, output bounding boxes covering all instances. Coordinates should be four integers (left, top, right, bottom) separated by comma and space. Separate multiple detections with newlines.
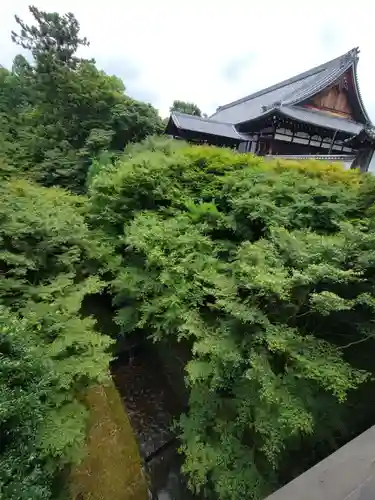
278, 106, 364, 135
211, 48, 371, 126
169, 111, 248, 141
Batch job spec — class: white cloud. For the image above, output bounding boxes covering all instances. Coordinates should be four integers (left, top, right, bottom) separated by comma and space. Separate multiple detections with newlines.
1, 0, 375, 120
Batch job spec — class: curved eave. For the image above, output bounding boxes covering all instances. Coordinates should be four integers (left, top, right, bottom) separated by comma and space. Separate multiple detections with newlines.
236, 105, 365, 138
236, 107, 277, 130
167, 112, 248, 142
344, 127, 375, 148
351, 59, 373, 126
277, 106, 364, 135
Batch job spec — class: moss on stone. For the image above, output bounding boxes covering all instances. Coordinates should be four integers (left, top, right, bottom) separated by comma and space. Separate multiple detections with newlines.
70, 381, 148, 500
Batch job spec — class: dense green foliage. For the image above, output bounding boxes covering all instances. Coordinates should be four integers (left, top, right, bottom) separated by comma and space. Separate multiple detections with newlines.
170, 99, 204, 117
89, 142, 375, 499
0, 179, 111, 305
1, 6, 163, 192
0, 179, 114, 499
1, 5, 161, 498
0, 307, 52, 500
3, 5, 375, 500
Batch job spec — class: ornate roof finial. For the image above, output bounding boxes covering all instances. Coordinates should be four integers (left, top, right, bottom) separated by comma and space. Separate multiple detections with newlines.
340, 47, 359, 67
261, 100, 282, 113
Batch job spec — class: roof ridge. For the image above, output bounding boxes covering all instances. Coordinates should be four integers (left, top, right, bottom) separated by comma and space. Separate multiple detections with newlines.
212, 48, 359, 115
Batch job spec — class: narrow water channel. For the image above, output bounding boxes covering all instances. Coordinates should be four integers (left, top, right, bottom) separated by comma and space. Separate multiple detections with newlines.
82, 294, 197, 499
111, 346, 196, 500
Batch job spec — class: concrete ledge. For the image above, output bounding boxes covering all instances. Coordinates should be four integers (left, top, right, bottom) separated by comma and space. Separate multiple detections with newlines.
264, 426, 375, 500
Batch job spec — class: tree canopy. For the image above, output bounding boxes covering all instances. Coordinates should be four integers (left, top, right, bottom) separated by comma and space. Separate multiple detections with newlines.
0, 6, 156, 498
2, 5, 375, 500
1, 5, 164, 192
89, 141, 375, 499
11, 6, 90, 69
0, 177, 114, 499
0, 306, 53, 500
170, 99, 203, 117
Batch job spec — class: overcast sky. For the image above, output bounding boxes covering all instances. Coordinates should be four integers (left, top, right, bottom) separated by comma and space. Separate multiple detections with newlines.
1, 1, 375, 120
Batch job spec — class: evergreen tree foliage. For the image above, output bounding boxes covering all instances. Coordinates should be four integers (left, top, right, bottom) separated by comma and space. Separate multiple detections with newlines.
89, 144, 375, 499
11, 6, 90, 69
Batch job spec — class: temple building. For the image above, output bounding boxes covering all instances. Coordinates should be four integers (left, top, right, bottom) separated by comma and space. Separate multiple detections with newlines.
166, 48, 375, 171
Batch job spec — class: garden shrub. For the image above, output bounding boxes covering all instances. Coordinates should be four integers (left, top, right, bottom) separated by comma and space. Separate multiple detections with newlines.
0, 179, 114, 500
89, 144, 374, 499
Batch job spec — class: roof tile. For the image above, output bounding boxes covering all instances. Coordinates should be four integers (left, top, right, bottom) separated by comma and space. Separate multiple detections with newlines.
210, 48, 366, 126
279, 106, 364, 135
170, 112, 248, 141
